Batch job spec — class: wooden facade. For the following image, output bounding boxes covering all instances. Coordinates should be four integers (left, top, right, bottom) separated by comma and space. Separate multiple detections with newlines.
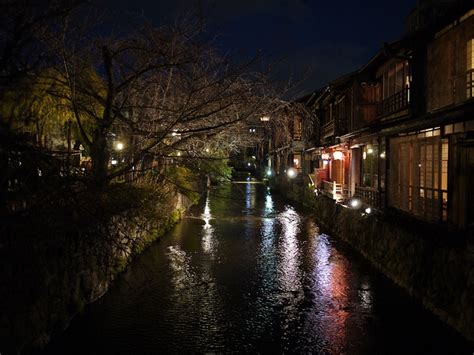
290, 3, 474, 231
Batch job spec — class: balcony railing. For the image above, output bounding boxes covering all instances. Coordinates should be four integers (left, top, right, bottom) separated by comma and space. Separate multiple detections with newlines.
390, 184, 448, 222
321, 180, 348, 201
354, 186, 385, 209
321, 120, 335, 139
381, 86, 409, 117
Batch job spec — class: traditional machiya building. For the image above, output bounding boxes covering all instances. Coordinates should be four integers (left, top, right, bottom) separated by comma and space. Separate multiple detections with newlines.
345, 3, 474, 229
289, 113, 304, 174
296, 1, 474, 230
302, 74, 354, 201
387, 5, 474, 228
340, 39, 411, 210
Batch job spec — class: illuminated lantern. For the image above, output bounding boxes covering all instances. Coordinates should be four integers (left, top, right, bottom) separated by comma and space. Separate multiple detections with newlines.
333, 151, 343, 160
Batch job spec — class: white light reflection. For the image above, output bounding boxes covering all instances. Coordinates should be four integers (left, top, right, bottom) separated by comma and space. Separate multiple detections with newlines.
201, 191, 217, 255
313, 233, 332, 292
245, 182, 256, 213
358, 280, 373, 311
277, 206, 302, 292
243, 183, 257, 238
249, 192, 277, 340
265, 193, 273, 213
167, 245, 196, 290
275, 206, 304, 337
199, 191, 225, 344
261, 193, 276, 250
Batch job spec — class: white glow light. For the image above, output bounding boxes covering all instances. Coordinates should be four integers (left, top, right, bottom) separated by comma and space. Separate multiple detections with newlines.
116, 142, 124, 151
350, 199, 360, 208
365, 207, 371, 214
287, 168, 297, 178
333, 151, 343, 160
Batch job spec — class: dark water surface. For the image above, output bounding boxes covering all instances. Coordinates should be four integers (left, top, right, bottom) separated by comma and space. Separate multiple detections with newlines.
45, 183, 471, 354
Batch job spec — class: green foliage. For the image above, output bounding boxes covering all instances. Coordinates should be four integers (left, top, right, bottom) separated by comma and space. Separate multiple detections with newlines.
165, 166, 200, 203
188, 157, 233, 184
208, 159, 233, 184
0, 70, 100, 150
1, 79, 66, 142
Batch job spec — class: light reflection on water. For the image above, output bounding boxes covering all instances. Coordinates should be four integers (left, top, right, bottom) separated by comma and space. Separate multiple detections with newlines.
277, 206, 303, 293
201, 191, 217, 256
46, 183, 471, 354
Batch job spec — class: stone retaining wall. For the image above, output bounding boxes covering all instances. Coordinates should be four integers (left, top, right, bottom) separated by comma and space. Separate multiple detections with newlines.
0, 190, 193, 352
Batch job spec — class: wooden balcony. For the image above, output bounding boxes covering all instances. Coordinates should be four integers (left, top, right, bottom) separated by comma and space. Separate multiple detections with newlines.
380, 87, 409, 117
321, 180, 348, 201
321, 120, 335, 139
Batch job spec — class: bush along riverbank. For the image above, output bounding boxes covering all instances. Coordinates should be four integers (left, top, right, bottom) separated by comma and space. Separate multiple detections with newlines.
273, 177, 474, 342
0, 181, 198, 353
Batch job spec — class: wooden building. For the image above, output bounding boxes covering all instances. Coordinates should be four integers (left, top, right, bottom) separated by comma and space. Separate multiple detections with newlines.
292, 1, 474, 230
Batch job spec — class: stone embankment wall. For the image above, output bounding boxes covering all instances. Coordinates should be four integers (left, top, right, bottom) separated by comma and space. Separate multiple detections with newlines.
276, 179, 473, 341
0, 190, 193, 353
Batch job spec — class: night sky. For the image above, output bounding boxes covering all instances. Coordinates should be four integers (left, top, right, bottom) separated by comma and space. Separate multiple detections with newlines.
101, 0, 416, 98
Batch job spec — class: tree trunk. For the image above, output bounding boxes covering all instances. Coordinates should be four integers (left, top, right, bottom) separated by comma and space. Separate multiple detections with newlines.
66, 120, 71, 173
91, 129, 109, 188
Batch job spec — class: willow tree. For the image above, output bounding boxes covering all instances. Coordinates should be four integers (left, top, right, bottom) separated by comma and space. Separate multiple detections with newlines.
35, 4, 282, 188
2, 73, 69, 144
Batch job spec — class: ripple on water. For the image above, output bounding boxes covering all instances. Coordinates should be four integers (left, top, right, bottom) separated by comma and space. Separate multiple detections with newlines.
45, 184, 472, 354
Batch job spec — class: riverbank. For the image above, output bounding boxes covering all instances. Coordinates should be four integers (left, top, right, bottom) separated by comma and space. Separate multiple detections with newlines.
274, 177, 474, 342
0, 182, 196, 352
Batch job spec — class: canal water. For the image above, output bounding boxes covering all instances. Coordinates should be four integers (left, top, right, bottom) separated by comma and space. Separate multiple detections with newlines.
45, 183, 471, 354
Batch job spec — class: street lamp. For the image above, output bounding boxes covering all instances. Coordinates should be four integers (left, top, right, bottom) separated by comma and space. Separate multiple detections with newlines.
116, 142, 124, 151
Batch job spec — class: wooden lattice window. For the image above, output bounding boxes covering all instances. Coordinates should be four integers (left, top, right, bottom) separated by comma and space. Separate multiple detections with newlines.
389, 129, 448, 222
467, 39, 474, 98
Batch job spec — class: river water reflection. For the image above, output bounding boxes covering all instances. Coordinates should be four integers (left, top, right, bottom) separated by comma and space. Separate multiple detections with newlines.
46, 183, 471, 354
